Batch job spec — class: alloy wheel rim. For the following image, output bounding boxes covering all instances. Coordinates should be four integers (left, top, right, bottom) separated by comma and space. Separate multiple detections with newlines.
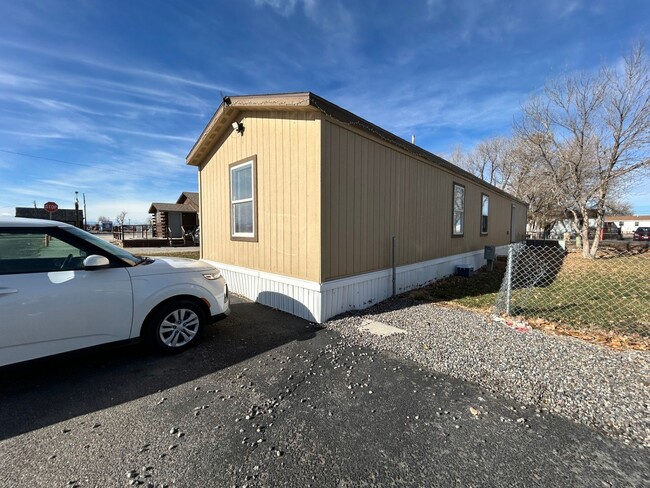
159, 308, 200, 347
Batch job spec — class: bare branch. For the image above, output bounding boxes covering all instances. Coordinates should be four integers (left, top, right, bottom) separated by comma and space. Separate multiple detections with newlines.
514, 43, 650, 256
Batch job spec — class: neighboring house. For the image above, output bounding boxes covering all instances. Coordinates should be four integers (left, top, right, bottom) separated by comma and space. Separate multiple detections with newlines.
148, 192, 199, 239
15, 208, 84, 227
186, 92, 528, 322
544, 209, 599, 238
605, 215, 650, 237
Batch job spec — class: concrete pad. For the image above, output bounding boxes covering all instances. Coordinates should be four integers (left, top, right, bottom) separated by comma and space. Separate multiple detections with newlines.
359, 319, 407, 337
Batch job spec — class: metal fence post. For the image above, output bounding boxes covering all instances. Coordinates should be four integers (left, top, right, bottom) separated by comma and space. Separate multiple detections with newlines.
494, 243, 647, 336
505, 244, 513, 315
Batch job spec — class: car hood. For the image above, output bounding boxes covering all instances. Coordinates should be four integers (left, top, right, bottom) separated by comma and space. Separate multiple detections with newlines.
126, 256, 217, 277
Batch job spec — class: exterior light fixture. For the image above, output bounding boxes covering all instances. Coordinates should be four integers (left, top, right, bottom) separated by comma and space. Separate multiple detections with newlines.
231, 121, 245, 135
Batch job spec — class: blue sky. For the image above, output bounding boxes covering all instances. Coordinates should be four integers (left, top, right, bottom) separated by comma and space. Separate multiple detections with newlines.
0, 0, 649, 222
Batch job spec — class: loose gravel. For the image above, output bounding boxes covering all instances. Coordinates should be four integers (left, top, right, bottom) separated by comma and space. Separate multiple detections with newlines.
325, 298, 650, 447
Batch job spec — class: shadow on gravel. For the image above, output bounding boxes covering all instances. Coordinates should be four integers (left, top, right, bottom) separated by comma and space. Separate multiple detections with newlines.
0, 296, 319, 441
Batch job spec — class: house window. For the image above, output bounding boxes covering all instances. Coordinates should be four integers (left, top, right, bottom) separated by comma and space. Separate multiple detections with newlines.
481, 193, 489, 235
230, 157, 257, 241
619, 221, 624, 227
635, 221, 639, 226
452, 183, 465, 236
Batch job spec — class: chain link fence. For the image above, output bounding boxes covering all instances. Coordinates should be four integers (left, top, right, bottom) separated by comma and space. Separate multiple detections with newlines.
494, 242, 650, 337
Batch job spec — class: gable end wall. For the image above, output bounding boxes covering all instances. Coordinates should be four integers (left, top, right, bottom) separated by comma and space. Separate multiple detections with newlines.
198, 110, 321, 283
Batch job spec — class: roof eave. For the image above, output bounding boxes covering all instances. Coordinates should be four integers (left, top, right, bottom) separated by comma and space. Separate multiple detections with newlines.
307, 93, 529, 207
186, 92, 314, 167
185, 92, 528, 207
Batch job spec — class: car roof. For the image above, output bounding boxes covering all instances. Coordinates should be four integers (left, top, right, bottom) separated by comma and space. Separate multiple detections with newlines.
0, 217, 73, 228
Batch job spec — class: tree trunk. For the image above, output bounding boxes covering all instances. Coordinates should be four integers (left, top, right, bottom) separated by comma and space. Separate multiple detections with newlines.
578, 205, 592, 258
581, 227, 591, 258
589, 214, 603, 258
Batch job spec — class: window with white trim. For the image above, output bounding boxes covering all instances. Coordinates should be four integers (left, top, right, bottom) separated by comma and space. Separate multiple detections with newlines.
481, 193, 489, 234
230, 159, 256, 240
452, 183, 465, 236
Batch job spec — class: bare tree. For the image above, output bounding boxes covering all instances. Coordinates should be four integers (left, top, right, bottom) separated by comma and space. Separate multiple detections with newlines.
516, 44, 650, 257
446, 144, 466, 168
506, 136, 569, 237
456, 135, 566, 236
116, 211, 127, 227
605, 199, 634, 217
463, 137, 514, 188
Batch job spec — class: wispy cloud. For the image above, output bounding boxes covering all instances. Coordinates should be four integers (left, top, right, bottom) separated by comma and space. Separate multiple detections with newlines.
424, 0, 590, 44
328, 60, 527, 150
543, 0, 585, 18
252, 0, 355, 46
253, 0, 316, 16
103, 127, 196, 143
37, 179, 80, 189
56, 92, 205, 117
425, 0, 523, 43
0, 38, 236, 94
0, 115, 115, 145
141, 149, 188, 171
0, 71, 43, 88
1, 94, 107, 116
0, 130, 68, 140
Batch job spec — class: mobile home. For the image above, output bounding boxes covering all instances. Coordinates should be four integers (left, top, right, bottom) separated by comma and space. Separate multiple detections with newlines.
187, 92, 527, 322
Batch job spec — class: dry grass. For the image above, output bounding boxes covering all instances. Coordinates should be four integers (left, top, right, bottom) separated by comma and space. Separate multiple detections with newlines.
406, 253, 650, 351
508, 252, 649, 336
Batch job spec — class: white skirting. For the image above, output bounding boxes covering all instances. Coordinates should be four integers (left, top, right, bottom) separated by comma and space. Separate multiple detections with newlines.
204, 246, 507, 323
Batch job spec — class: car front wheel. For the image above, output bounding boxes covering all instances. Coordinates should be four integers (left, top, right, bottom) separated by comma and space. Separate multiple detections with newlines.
147, 300, 205, 352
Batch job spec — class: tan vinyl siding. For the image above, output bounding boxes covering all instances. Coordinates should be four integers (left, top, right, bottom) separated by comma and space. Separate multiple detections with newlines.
321, 119, 524, 281
199, 110, 321, 282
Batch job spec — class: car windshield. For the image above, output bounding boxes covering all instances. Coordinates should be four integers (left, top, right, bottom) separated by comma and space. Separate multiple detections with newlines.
65, 226, 143, 266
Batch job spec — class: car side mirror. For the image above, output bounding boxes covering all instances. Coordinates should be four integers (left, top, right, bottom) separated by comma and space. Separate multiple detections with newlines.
83, 255, 110, 270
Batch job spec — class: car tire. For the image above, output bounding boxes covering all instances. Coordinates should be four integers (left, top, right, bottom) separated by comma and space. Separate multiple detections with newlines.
146, 300, 205, 353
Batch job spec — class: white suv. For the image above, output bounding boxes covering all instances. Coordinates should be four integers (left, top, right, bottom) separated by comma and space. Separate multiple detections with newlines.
0, 217, 230, 367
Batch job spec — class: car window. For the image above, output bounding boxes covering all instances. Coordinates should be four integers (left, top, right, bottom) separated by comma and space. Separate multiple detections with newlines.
64, 226, 142, 266
0, 231, 88, 274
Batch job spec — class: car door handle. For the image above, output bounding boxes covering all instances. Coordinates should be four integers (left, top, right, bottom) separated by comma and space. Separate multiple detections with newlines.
0, 288, 18, 295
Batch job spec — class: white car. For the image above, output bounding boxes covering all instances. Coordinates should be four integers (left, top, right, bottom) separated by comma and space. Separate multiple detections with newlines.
0, 217, 230, 367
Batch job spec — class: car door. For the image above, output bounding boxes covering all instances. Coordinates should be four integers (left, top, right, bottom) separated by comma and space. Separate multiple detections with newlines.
0, 227, 133, 366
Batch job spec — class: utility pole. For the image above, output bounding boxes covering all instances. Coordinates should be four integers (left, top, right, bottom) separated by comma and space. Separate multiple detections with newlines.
83, 193, 87, 230
74, 191, 80, 228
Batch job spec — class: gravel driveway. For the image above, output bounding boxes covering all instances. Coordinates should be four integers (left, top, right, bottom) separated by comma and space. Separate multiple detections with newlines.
2, 297, 648, 487
325, 298, 650, 447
